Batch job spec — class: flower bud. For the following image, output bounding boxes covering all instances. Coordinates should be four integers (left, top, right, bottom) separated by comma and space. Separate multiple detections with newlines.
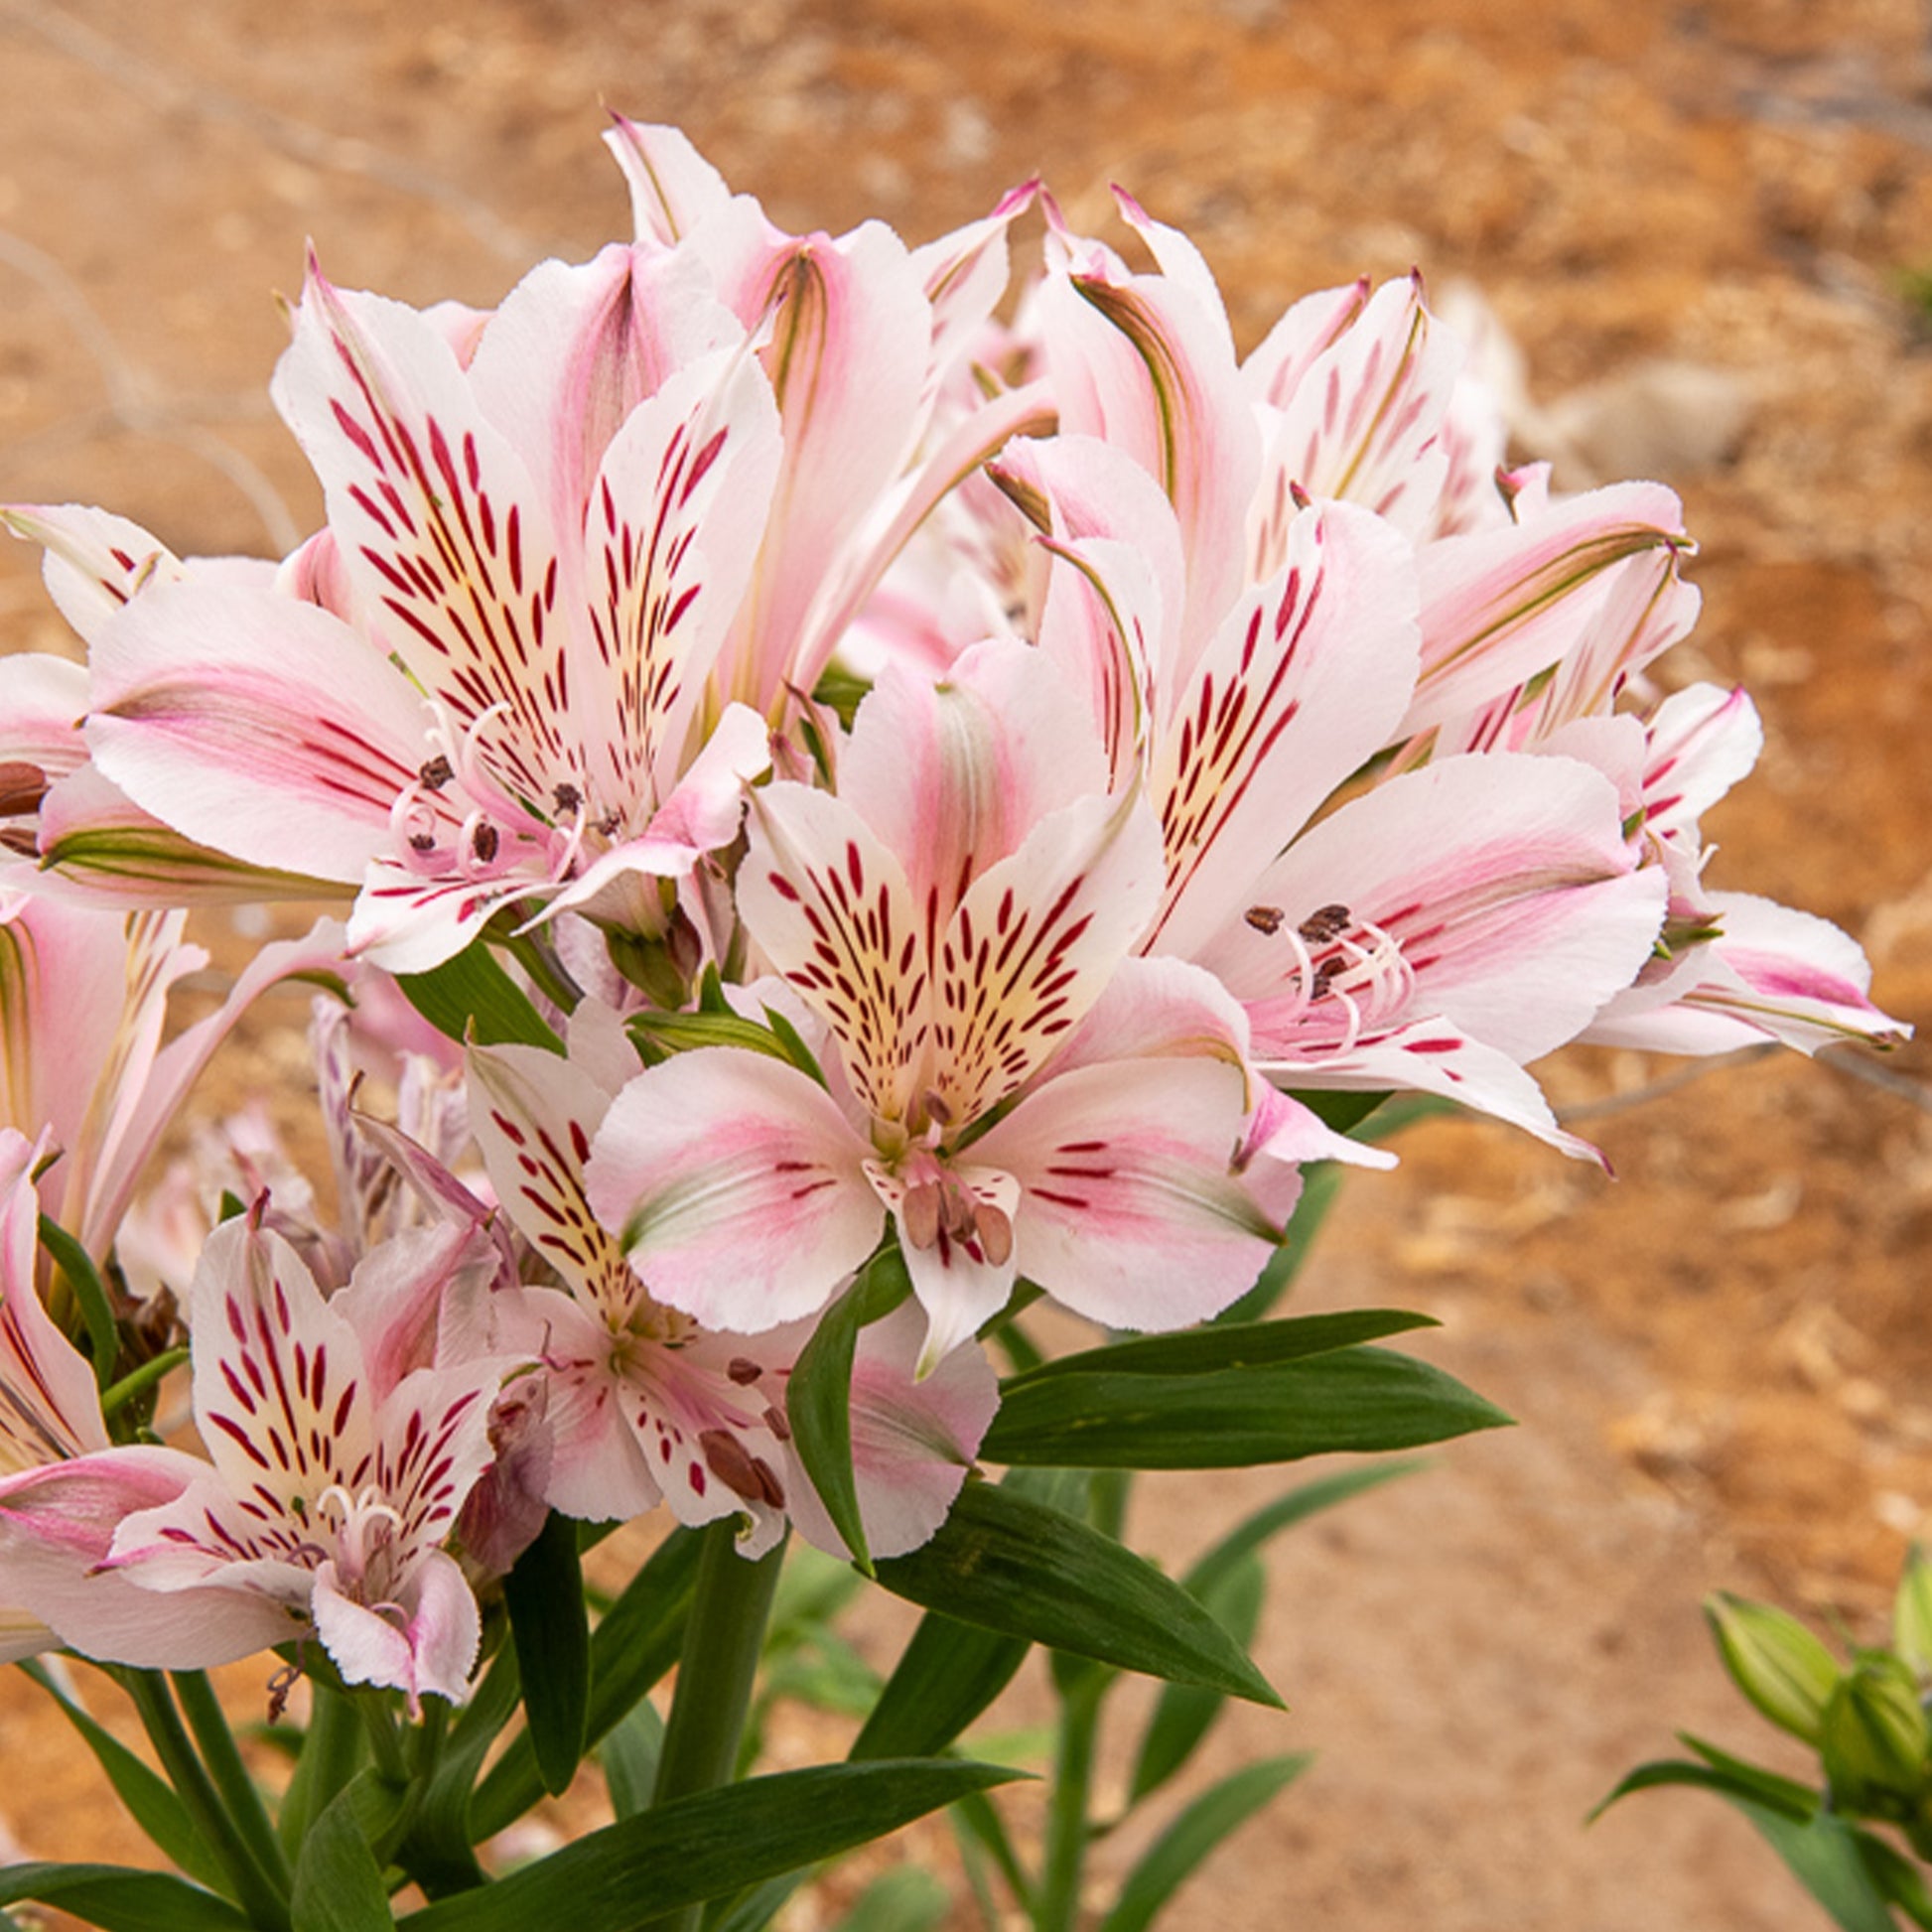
1704, 1591, 1839, 1745
1821, 1657, 1929, 1812
1894, 1544, 1932, 1678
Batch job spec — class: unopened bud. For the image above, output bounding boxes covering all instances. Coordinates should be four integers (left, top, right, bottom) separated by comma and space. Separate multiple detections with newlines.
1822, 1656, 1929, 1810
1894, 1544, 1932, 1678
1705, 1592, 1839, 1745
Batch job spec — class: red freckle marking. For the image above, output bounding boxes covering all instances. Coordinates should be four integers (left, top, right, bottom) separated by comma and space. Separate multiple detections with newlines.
1404, 1037, 1461, 1054
768, 872, 800, 901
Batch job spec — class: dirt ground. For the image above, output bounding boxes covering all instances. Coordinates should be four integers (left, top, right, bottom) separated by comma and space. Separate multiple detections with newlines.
2, 0, 1931, 1926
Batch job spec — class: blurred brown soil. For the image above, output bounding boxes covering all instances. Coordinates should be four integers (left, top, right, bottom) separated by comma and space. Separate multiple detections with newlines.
2, 0, 1931, 1926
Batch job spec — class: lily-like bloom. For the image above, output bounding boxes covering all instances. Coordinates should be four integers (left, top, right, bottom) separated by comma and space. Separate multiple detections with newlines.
466, 1008, 997, 1557
586, 640, 1290, 1368
98, 1206, 514, 1707
0, 890, 345, 1257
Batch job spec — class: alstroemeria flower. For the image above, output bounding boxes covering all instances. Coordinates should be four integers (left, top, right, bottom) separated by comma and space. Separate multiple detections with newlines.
69, 239, 789, 974
587, 640, 1288, 1368
466, 1009, 997, 1556
101, 1207, 514, 1708
0, 890, 345, 1257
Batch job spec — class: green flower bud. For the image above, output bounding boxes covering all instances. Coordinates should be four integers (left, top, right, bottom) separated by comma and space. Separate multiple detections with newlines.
1822, 1657, 1929, 1812
1705, 1592, 1840, 1745
1894, 1544, 1932, 1678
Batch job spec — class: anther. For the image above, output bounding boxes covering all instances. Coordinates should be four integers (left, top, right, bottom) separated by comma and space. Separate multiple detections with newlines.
472, 822, 500, 864
408, 832, 436, 853
762, 1403, 791, 1443
553, 781, 582, 814
726, 1357, 762, 1386
0, 761, 49, 816
419, 756, 454, 790
1298, 903, 1352, 944
977, 1203, 1015, 1268
699, 1428, 768, 1505
1245, 905, 1286, 935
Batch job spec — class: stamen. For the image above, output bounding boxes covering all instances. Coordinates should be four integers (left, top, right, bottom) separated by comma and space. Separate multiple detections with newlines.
1298, 903, 1352, 944
1245, 904, 1286, 935
726, 1357, 762, 1386
418, 756, 454, 791
473, 822, 500, 864
977, 1203, 1015, 1268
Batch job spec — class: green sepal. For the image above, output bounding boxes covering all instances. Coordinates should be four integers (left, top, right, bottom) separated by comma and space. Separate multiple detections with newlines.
400, 1761, 1027, 1931
1096, 1754, 1311, 1932
828, 1867, 951, 1932
502, 1510, 593, 1797
786, 1250, 913, 1576
397, 944, 563, 1054
871, 1480, 1282, 1707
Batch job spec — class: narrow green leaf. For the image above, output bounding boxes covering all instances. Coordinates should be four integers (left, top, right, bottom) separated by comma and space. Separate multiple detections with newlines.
600, 1700, 665, 1822
787, 1252, 912, 1576
470, 1525, 702, 1840
38, 1213, 117, 1384
1097, 1754, 1311, 1932
1286, 1089, 1390, 1134
99, 1347, 190, 1420
404, 1761, 1026, 1931
1855, 1828, 1932, 1930
849, 1608, 1032, 1761
1001, 1311, 1438, 1388
872, 1481, 1282, 1707
0, 1863, 252, 1932
830, 1866, 950, 1932
1590, 1756, 1816, 1826
397, 945, 562, 1053
984, 1347, 1509, 1468
1678, 1731, 1827, 1818
502, 1510, 592, 1797
703, 1871, 807, 1932
1746, 1807, 1904, 1932
18, 1662, 227, 1894
1129, 1557, 1266, 1805
291, 1788, 398, 1932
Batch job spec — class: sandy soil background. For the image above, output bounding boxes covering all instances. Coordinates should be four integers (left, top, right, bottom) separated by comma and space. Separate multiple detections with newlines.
2, 1, 1931, 1926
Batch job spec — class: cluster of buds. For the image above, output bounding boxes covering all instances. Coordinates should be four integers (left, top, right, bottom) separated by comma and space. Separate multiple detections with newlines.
0, 120, 1906, 1706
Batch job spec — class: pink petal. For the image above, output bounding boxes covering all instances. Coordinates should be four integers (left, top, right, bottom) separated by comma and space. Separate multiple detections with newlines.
974, 1057, 1282, 1332
587, 1048, 883, 1332
604, 117, 735, 247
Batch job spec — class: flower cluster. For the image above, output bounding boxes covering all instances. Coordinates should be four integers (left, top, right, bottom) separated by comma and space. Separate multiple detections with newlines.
0, 121, 1905, 1708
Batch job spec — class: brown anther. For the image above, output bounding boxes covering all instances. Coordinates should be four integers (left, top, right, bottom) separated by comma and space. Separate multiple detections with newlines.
748, 1456, 786, 1509
698, 1427, 765, 1503
408, 832, 436, 853
1244, 904, 1286, 935
0, 761, 49, 816
597, 811, 622, 837
976, 1202, 1015, 1268
473, 822, 500, 864
553, 781, 582, 814
922, 1090, 955, 1128
1298, 902, 1352, 944
762, 1403, 791, 1444
419, 755, 454, 790
726, 1356, 762, 1386
939, 1179, 978, 1242
901, 1180, 942, 1251
265, 1660, 300, 1725
0, 828, 38, 858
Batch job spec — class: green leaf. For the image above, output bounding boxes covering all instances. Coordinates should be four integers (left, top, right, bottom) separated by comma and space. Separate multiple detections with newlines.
1097, 1754, 1311, 1932
849, 1608, 1032, 1761
983, 1346, 1509, 1468
0, 1864, 252, 1932
39, 1212, 118, 1385
1286, 1089, 1390, 1134
1129, 1556, 1266, 1805
470, 1525, 702, 1840
871, 1481, 1282, 1707
787, 1252, 912, 1576
703, 1871, 808, 1932
291, 1788, 398, 1931
1590, 1755, 1817, 1826
1677, 1731, 1824, 1818
502, 1510, 592, 1797
18, 1662, 228, 1895
1855, 1829, 1932, 1930
403, 1761, 1026, 1931
398, 944, 563, 1053
599, 1700, 665, 1822
1746, 1807, 1905, 1932
830, 1866, 951, 1932
1001, 1310, 1438, 1388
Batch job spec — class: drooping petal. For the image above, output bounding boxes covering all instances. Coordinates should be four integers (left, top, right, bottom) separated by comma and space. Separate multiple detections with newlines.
1639, 683, 1762, 842
865, 1160, 1020, 1374
604, 116, 736, 248
85, 579, 425, 885
973, 1057, 1282, 1332
587, 1048, 883, 1332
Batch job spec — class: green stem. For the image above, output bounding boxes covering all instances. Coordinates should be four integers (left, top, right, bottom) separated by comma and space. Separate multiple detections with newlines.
120, 1672, 292, 1932
362, 1695, 410, 1786
1036, 1669, 1106, 1932
99, 1346, 190, 1419
500, 925, 583, 1015
279, 1681, 364, 1858
171, 1671, 292, 1896
645, 1521, 786, 1932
